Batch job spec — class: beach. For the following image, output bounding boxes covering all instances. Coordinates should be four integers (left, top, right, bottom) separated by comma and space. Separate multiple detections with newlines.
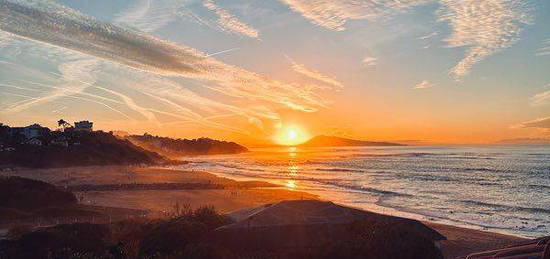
5, 165, 530, 259
182, 145, 550, 239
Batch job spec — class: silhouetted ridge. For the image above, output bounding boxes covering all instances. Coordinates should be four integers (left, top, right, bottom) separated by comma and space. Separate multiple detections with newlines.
0, 124, 168, 168
299, 135, 404, 147
127, 134, 248, 156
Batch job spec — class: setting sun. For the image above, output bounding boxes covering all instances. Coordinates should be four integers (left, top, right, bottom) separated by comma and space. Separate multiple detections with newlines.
288, 129, 298, 139
274, 125, 310, 146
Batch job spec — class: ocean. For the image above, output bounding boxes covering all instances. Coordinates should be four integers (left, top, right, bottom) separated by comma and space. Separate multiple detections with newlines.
178, 145, 550, 238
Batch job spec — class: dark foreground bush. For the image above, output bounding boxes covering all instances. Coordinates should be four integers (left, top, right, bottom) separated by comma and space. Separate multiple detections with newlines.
0, 206, 443, 259
138, 206, 232, 258
0, 223, 110, 259
0, 176, 77, 211
314, 220, 443, 259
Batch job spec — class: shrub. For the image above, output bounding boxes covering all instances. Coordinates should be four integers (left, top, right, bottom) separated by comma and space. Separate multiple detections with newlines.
316, 220, 443, 259
138, 206, 231, 258
0, 223, 110, 259
0, 176, 77, 211
138, 220, 208, 258
175, 206, 232, 230
107, 218, 160, 258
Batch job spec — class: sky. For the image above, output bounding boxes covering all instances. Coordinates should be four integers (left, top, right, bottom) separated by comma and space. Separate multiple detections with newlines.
0, 0, 549, 145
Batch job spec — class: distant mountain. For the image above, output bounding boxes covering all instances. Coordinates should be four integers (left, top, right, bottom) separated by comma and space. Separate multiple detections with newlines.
495, 138, 550, 145
299, 135, 405, 147
126, 134, 248, 156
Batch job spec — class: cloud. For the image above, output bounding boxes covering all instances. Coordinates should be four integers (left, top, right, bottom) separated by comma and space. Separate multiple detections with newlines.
113, 0, 187, 33
0, 30, 12, 48
517, 117, 550, 129
438, 0, 532, 79
0, 40, 105, 114
278, 0, 429, 31
413, 80, 435, 89
203, 0, 259, 38
288, 58, 343, 89
362, 56, 378, 66
279, 0, 532, 80
0, 0, 332, 115
417, 31, 438, 40
530, 89, 550, 106
536, 38, 550, 56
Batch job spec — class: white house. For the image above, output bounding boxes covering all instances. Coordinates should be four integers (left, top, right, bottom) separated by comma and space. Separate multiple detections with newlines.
8, 124, 50, 140
25, 137, 43, 146
74, 121, 93, 132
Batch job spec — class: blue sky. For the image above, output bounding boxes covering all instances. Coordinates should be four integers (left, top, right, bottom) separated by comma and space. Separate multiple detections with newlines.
0, 0, 549, 143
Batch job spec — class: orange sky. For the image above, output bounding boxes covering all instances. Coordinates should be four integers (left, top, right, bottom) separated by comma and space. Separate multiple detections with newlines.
0, 0, 549, 145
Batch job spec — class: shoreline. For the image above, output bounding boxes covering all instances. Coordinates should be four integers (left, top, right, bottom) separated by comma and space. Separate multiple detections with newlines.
5, 165, 531, 258
183, 165, 537, 240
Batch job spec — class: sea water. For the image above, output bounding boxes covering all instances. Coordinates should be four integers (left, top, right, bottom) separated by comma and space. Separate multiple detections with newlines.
179, 145, 550, 238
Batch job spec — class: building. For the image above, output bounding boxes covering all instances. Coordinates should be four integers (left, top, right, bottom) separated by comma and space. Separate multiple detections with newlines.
8, 124, 50, 140
51, 138, 69, 147
74, 121, 93, 132
25, 137, 43, 146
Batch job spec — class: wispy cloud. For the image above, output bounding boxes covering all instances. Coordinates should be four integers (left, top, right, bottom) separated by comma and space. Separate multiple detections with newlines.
438, 0, 532, 79
530, 89, 550, 106
0, 30, 12, 48
0, 82, 134, 120
287, 57, 343, 89
536, 38, 550, 56
113, 0, 187, 33
516, 117, 550, 133
413, 80, 435, 89
203, 0, 259, 38
362, 56, 378, 66
278, 0, 429, 31
279, 0, 532, 80
2, 50, 102, 114
0, 0, 332, 116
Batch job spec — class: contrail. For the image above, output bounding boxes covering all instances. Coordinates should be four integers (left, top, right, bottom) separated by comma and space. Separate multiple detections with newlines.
0, 0, 329, 113
52, 106, 68, 113
0, 83, 134, 120
206, 47, 240, 57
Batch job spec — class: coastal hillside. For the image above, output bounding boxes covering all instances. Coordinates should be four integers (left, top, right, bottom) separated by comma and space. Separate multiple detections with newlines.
0, 124, 168, 168
299, 135, 404, 147
126, 134, 248, 156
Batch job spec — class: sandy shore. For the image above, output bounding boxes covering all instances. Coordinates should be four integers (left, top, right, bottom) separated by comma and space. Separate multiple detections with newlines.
7, 166, 530, 258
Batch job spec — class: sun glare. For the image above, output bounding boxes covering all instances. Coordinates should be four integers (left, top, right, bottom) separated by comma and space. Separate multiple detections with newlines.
274, 125, 309, 146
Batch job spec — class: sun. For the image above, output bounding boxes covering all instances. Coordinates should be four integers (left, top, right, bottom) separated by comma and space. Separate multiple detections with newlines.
287, 129, 298, 139
274, 124, 309, 146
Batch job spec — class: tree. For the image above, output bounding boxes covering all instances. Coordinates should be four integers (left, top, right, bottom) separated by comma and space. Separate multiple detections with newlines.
58, 119, 72, 131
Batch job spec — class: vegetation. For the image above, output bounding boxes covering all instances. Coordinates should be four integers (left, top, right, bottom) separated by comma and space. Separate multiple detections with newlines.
127, 134, 248, 156
0, 204, 443, 259
0, 129, 169, 168
0, 223, 110, 259
0, 176, 77, 211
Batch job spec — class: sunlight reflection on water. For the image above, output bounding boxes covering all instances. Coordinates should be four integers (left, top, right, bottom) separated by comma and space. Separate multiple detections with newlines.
182, 145, 550, 238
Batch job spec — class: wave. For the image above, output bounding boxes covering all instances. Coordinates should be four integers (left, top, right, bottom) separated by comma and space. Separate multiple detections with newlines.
375, 198, 549, 237
348, 152, 436, 158
527, 184, 550, 190
460, 200, 550, 214
317, 180, 413, 198
316, 168, 364, 173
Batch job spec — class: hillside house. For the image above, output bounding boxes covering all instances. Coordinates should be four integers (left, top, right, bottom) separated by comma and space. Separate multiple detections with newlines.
25, 137, 43, 146
74, 121, 93, 132
7, 124, 50, 140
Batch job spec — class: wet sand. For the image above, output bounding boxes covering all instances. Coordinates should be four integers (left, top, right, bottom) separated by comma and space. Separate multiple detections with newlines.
7, 166, 530, 259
